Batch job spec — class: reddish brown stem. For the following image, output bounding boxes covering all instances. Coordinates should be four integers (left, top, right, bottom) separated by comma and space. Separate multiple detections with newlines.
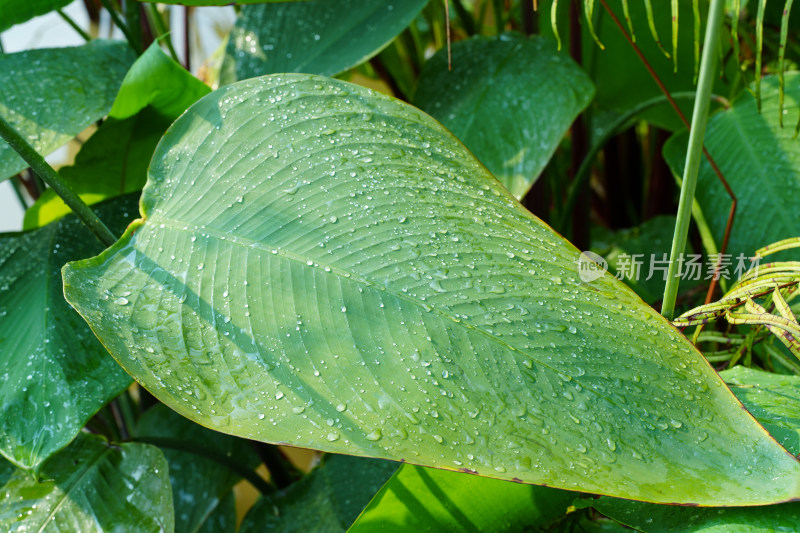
597, 0, 737, 304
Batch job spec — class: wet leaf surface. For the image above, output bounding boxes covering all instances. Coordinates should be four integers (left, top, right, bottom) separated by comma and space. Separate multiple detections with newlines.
0, 433, 173, 532
0, 41, 135, 182
64, 74, 800, 505
0, 195, 137, 470
221, 0, 427, 83
240, 453, 396, 533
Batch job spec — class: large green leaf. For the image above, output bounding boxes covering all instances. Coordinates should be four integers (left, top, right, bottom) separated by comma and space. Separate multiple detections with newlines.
220, 0, 428, 84
0, 40, 136, 182
663, 73, 800, 261
721, 366, 800, 456
0, 0, 71, 32
0, 195, 138, 471
413, 33, 594, 199
63, 74, 800, 505
350, 464, 574, 532
135, 404, 259, 533
23, 44, 209, 230
240, 454, 396, 532
0, 433, 174, 532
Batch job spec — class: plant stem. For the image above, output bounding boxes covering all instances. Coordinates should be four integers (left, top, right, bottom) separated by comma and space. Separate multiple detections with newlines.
557, 91, 714, 232
124, 0, 143, 53
0, 116, 117, 247
10, 177, 28, 209
145, 4, 180, 63
135, 436, 274, 494
98, 0, 139, 52
57, 10, 91, 42
661, 0, 725, 319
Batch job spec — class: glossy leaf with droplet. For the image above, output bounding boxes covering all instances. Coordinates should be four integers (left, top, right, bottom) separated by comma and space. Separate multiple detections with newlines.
721, 365, 800, 456
134, 404, 259, 533
63, 74, 800, 505
0, 195, 138, 471
23, 44, 209, 230
220, 0, 428, 84
0, 40, 135, 182
663, 73, 800, 261
413, 33, 595, 199
0, 433, 174, 532
239, 453, 396, 533
349, 463, 574, 532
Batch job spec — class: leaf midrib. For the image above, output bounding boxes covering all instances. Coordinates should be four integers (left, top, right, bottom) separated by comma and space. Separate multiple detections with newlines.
146, 214, 632, 405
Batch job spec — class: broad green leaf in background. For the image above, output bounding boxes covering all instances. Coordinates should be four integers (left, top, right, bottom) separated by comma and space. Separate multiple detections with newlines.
135, 404, 260, 533
575, 495, 800, 532
0, 195, 138, 471
110, 42, 211, 122
572, 363, 800, 532
721, 365, 800, 456
0, 40, 136, 182
220, 0, 428, 84
63, 74, 800, 505
22, 109, 170, 230
413, 33, 595, 199
198, 492, 236, 533
0, 0, 72, 33
23, 44, 209, 230
349, 464, 574, 532
240, 454, 396, 533
664, 73, 800, 261
591, 215, 701, 305
0, 433, 174, 532
540, 0, 732, 134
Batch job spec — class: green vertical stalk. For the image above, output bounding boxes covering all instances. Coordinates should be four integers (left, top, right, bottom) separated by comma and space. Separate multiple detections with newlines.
0, 116, 117, 247
661, 0, 725, 319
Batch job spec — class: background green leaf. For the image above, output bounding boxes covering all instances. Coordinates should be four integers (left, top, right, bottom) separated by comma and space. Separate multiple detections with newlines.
0, 195, 138, 471
573, 363, 800, 532
110, 42, 211, 122
23, 44, 209, 230
721, 365, 800, 456
134, 404, 260, 533
575, 495, 800, 532
349, 464, 574, 532
0, 433, 174, 532
0, 0, 72, 33
220, 0, 428, 84
22, 109, 169, 230
0, 40, 136, 182
413, 33, 595, 199
590, 215, 701, 304
63, 74, 800, 505
663, 73, 800, 261
240, 454, 396, 533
